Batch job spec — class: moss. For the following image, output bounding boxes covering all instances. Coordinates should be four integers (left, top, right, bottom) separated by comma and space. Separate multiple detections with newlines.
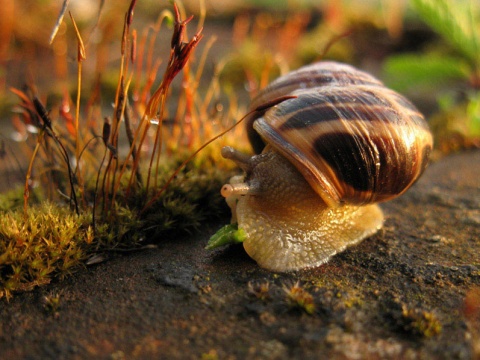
0, 160, 233, 300
283, 281, 316, 315
383, 297, 442, 338
343, 295, 364, 309
43, 292, 62, 318
248, 281, 272, 302
0, 203, 93, 300
139, 164, 232, 239
400, 306, 442, 338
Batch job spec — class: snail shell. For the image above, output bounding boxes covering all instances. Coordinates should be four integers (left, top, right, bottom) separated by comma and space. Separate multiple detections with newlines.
219, 61, 433, 272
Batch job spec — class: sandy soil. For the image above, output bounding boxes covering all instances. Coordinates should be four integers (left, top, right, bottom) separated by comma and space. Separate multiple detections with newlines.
1, 150, 479, 359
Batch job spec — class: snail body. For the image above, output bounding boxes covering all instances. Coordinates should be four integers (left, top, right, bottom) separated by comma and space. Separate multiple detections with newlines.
210, 61, 433, 272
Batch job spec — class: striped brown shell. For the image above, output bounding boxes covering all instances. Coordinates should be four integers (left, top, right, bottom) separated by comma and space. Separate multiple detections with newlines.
246, 61, 433, 206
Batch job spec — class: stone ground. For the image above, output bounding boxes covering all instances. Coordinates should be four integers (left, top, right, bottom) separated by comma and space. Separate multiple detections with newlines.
0, 150, 479, 359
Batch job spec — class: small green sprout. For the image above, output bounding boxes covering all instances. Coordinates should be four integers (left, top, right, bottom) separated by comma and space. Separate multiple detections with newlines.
43, 292, 62, 318
205, 224, 247, 250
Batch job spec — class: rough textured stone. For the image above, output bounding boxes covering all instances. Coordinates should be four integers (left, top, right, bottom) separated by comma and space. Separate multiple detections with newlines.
0, 151, 479, 359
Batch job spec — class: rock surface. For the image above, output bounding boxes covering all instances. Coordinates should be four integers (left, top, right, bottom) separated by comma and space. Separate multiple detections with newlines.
1, 151, 479, 359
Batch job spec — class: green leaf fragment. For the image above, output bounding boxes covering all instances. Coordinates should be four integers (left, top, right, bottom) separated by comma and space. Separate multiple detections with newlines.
205, 224, 247, 250
383, 53, 470, 92
467, 92, 480, 136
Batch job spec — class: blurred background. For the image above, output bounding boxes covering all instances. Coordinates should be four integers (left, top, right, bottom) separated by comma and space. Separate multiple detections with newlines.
0, 0, 479, 190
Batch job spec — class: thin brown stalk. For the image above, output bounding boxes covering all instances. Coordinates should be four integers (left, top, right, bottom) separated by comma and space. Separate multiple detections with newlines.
48, 131, 80, 215
145, 87, 168, 194
142, 4, 203, 196
124, 101, 142, 186
69, 12, 87, 205
32, 96, 79, 213
126, 0, 137, 26
110, 74, 134, 208
139, 58, 162, 113
116, 63, 162, 197
194, 35, 216, 85
103, 1, 139, 212
23, 130, 44, 217
144, 11, 172, 86
49, 0, 70, 44
93, 118, 112, 233
131, 30, 137, 64
197, 0, 206, 32
109, 7, 132, 149
103, 27, 127, 211
93, 146, 108, 233
316, 29, 354, 61
181, 66, 194, 150
133, 28, 148, 98
199, 60, 226, 124
125, 119, 150, 196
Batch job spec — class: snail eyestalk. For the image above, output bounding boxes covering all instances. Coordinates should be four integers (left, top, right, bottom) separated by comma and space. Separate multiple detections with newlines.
221, 179, 261, 223
221, 146, 254, 172
221, 184, 244, 197
221, 182, 260, 197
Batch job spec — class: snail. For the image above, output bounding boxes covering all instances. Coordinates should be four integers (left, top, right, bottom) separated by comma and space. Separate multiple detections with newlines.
207, 61, 433, 272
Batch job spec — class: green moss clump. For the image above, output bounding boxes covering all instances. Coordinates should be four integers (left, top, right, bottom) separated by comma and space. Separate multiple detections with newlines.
384, 298, 442, 338
0, 162, 233, 300
400, 305, 442, 338
0, 203, 94, 300
140, 165, 231, 239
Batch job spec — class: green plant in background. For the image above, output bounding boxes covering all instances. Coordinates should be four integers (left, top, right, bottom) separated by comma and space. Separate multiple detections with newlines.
384, 0, 480, 152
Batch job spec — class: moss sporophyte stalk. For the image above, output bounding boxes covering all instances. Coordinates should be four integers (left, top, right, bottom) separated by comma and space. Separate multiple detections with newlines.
0, 1, 241, 300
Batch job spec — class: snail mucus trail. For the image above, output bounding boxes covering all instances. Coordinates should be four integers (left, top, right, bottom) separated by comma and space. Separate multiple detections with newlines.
207, 61, 433, 272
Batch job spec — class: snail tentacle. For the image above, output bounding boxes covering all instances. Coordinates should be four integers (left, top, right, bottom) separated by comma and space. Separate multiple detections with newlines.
221, 146, 253, 172
221, 181, 261, 197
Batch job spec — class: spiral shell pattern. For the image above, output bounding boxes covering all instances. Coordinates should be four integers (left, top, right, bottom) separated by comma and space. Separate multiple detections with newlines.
247, 62, 433, 206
